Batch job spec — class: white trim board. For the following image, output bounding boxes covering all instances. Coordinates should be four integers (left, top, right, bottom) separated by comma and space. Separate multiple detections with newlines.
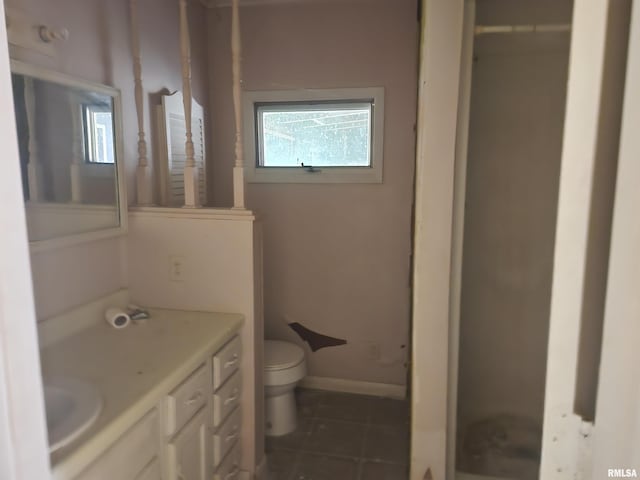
300, 376, 406, 399
411, 0, 465, 478
447, 2, 475, 478
129, 207, 255, 222
242, 87, 384, 184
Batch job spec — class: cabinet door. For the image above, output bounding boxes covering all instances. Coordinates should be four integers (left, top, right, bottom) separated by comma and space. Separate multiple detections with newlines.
75, 409, 159, 480
167, 409, 210, 480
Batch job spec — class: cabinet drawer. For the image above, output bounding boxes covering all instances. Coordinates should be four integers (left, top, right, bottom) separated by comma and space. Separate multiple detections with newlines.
213, 371, 241, 427
75, 409, 158, 480
166, 364, 208, 436
212, 407, 241, 467
213, 336, 241, 390
213, 444, 241, 480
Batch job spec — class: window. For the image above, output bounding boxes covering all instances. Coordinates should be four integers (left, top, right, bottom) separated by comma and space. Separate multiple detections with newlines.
258, 102, 372, 167
243, 88, 384, 183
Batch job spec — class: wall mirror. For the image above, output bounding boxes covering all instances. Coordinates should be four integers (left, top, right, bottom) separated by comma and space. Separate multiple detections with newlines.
10, 60, 127, 250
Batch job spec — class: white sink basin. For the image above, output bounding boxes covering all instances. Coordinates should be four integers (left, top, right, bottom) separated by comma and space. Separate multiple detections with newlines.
44, 377, 102, 453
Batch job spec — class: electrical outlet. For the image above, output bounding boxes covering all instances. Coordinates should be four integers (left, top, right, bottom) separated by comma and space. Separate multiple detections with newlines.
169, 255, 186, 282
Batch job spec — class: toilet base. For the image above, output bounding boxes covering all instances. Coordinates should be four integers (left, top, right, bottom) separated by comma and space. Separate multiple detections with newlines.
265, 389, 297, 436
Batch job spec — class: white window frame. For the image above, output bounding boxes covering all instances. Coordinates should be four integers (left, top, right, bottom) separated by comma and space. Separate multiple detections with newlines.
83, 103, 115, 164
243, 87, 384, 184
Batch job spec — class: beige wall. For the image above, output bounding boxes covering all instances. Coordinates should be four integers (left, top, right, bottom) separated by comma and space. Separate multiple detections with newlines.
457, 29, 570, 424
6, 0, 209, 319
209, 0, 418, 386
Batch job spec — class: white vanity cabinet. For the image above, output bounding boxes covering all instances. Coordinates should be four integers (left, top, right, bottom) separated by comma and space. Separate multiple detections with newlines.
70, 333, 242, 480
164, 334, 242, 480
209, 336, 242, 479
42, 304, 245, 480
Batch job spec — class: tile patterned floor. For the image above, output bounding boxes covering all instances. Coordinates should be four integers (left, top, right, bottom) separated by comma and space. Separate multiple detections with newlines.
266, 389, 410, 480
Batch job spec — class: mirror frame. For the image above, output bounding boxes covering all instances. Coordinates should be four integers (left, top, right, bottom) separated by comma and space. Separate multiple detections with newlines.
10, 60, 128, 252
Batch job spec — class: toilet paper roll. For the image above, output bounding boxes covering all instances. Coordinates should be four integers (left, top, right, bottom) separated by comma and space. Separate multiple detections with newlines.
104, 307, 131, 329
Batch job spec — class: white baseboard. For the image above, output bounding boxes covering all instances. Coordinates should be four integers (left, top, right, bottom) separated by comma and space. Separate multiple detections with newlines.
300, 376, 407, 399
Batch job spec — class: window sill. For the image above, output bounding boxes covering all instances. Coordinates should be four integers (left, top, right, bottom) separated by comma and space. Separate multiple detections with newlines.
245, 166, 383, 184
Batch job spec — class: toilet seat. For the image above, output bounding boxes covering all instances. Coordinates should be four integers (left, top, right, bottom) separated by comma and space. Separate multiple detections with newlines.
264, 340, 306, 387
265, 340, 305, 371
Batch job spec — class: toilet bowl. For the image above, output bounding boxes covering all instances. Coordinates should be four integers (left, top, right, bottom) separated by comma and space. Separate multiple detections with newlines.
264, 340, 306, 436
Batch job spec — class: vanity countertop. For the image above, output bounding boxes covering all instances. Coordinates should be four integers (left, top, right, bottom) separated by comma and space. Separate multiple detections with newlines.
40, 307, 243, 479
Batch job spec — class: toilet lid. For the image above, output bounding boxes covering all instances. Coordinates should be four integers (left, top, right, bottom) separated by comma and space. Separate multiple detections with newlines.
265, 340, 305, 371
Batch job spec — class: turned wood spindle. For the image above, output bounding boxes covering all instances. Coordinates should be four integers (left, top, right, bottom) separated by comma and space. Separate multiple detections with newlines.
179, 0, 200, 207
130, 0, 153, 205
231, 0, 245, 209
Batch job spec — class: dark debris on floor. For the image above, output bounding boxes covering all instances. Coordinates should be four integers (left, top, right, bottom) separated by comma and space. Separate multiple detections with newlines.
266, 388, 410, 480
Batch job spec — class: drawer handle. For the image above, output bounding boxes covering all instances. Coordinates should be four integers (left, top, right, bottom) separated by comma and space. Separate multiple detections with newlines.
185, 390, 203, 406
224, 354, 239, 369
225, 466, 240, 479
224, 388, 240, 405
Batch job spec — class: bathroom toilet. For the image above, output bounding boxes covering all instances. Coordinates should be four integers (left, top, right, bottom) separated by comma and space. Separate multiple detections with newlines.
264, 340, 306, 436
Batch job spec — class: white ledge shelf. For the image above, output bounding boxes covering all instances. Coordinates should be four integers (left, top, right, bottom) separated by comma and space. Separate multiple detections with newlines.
128, 206, 256, 221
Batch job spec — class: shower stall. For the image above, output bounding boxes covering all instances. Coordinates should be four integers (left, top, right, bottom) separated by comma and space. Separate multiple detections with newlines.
451, 1, 573, 478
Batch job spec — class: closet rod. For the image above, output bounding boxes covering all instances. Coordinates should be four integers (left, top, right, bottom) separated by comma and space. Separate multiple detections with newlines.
474, 24, 571, 35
